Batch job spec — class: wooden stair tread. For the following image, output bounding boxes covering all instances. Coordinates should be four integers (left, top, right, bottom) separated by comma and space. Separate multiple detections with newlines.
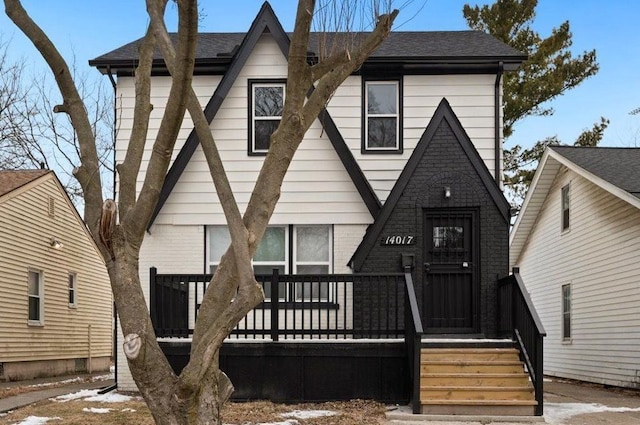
420, 399, 538, 406
422, 362, 522, 365
421, 386, 532, 391
421, 348, 518, 353
421, 372, 529, 377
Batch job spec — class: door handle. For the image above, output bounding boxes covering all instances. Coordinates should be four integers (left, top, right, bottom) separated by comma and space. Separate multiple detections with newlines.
424, 263, 431, 273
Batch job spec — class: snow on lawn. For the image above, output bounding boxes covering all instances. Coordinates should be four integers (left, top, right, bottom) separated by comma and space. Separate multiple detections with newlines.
280, 410, 336, 419
51, 389, 135, 403
27, 378, 82, 388
10, 416, 61, 425
254, 421, 298, 425
545, 402, 640, 424
82, 407, 113, 414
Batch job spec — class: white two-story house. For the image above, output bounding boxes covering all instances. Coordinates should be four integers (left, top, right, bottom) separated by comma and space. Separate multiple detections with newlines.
90, 2, 544, 416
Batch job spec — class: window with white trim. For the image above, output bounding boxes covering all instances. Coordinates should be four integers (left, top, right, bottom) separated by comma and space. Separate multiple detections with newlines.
294, 226, 332, 300
561, 184, 570, 231
363, 80, 401, 152
28, 269, 44, 325
68, 272, 77, 307
562, 284, 571, 340
206, 225, 333, 301
249, 81, 285, 154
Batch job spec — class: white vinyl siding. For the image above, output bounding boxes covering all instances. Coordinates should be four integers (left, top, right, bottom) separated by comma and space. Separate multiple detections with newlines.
516, 168, 640, 388
328, 74, 500, 203
0, 175, 111, 364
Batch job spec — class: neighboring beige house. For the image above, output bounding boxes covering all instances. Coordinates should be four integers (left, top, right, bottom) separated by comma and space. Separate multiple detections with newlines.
0, 169, 112, 381
511, 146, 640, 389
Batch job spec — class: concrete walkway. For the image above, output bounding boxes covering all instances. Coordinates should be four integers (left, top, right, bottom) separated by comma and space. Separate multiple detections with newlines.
0, 373, 114, 413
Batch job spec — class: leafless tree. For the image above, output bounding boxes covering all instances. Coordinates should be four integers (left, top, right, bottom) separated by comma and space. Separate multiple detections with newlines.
4, 0, 398, 423
0, 38, 113, 201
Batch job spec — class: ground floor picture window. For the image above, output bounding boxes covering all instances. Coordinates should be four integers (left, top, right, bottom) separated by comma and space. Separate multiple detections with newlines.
206, 225, 333, 301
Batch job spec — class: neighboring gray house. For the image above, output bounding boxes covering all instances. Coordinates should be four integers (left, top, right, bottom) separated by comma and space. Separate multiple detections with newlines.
511, 146, 640, 389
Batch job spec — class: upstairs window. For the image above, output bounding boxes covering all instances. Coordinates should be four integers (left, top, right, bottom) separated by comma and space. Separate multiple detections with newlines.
68, 273, 77, 308
249, 81, 285, 155
363, 79, 402, 153
562, 284, 571, 340
561, 184, 570, 231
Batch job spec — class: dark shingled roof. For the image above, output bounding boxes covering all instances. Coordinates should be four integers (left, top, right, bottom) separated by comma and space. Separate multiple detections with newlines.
550, 146, 640, 199
90, 31, 525, 69
0, 169, 50, 197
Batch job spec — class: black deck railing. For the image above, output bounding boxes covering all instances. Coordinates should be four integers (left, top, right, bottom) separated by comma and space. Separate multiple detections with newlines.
498, 267, 546, 416
150, 267, 408, 340
402, 269, 424, 414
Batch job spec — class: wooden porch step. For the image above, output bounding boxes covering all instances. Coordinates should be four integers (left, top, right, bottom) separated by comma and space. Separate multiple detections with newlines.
421, 372, 531, 387
420, 386, 534, 401
421, 360, 524, 374
421, 347, 520, 362
418, 346, 537, 416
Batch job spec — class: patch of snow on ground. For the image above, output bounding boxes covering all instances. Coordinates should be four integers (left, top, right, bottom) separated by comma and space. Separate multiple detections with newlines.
545, 402, 640, 424
51, 389, 99, 402
51, 389, 133, 403
121, 408, 136, 412
82, 407, 113, 414
28, 378, 82, 388
84, 391, 134, 403
109, 365, 115, 373
10, 416, 61, 425
281, 410, 336, 419
90, 374, 113, 382
256, 421, 298, 425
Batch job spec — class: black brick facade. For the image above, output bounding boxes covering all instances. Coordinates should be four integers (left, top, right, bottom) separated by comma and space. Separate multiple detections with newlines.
354, 115, 509, 338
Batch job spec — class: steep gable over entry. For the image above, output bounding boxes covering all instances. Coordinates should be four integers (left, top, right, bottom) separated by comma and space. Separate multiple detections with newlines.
351, 99, 510, 337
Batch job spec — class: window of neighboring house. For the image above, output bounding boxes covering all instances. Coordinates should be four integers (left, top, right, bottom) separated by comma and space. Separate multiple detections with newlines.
363, 79, 402, 153
249, 81, 285, 155
562, 284, 571, 341
28, 269, 44, 325
561, 184, 570, 231
68, 273, 77, 308
206, 225, 333, 302
294, 226, 332, 301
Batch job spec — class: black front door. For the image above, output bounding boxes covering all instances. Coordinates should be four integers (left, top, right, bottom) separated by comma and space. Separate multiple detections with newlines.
423, 210, 477, 333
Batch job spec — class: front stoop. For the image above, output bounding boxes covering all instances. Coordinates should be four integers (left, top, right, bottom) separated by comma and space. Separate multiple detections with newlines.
419, 347, 537, 416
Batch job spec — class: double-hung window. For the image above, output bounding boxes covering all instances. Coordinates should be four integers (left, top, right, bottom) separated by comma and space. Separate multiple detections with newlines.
561, 184, 570, 231
363, 79, 402, 153
206, 225, 333, 302
249, 80, 285, 155
294, 226, 332, 301
68, 273, 77, 307
28, 269, 44, 325
562, 284, 571, 341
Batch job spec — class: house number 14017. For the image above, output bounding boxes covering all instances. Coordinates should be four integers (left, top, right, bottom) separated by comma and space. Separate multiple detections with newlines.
381, 235, 415, 245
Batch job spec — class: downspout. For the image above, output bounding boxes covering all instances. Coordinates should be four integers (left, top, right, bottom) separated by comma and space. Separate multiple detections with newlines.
494, 61, 504, 186
99, 65, 118, 394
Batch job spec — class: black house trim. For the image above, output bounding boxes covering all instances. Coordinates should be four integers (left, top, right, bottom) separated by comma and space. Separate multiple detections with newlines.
350, 98, 510, 271
148, 1, 380, 228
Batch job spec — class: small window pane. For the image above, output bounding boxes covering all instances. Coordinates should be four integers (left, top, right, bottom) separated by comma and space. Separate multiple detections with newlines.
255, 86, 283, 117
367, 117, 397, 148
209, 227, 231, 263
433, 226, 464, 249
254, 120, 280, 151
367, 83, 397, 114
254, 227, 285, 262
296, 227, 329, 262
562, 284, 571, 339
29, 298, 40, 321
68, 274, 76, 305
28, 271, 39, 296
561, 185, 570, 231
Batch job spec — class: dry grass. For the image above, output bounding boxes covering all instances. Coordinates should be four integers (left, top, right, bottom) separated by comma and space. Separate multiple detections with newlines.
0, 398, 387, 424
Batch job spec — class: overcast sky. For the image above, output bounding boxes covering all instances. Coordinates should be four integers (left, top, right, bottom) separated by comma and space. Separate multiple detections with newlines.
1, 0, 639, 151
